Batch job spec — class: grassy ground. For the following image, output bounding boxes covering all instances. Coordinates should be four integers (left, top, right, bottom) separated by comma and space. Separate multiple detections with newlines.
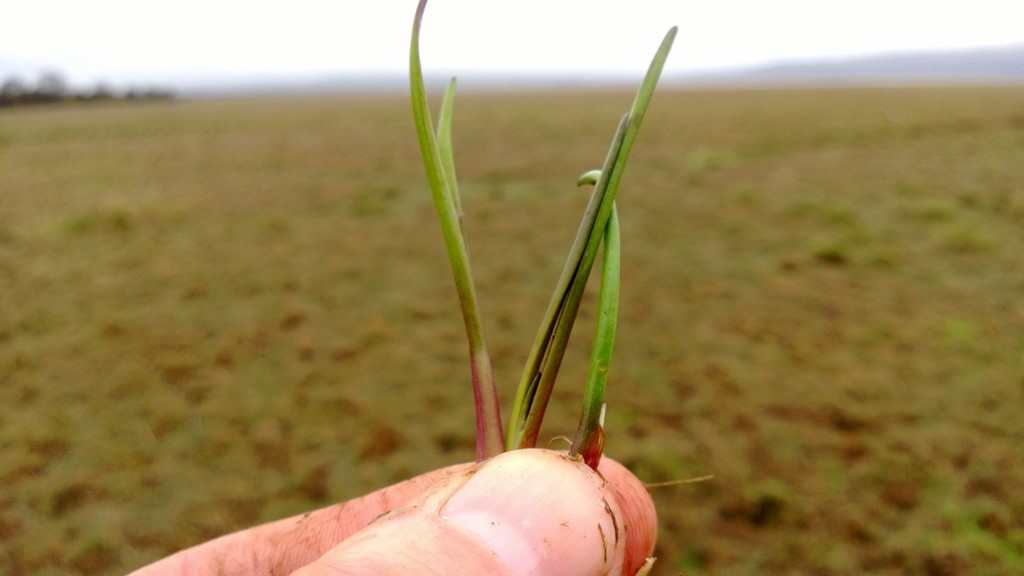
1, 85, 1023, 574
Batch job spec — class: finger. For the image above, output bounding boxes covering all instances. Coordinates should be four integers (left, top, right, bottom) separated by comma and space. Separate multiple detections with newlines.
293, 449, 657, 576
128, 463, 472, 576
598, 456, 658, 574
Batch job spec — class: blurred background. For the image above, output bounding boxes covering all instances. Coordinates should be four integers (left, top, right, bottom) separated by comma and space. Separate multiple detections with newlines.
2, 1, 1023, 574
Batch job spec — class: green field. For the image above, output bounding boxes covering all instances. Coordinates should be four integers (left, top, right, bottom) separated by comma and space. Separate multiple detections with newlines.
2, 85, 1023, 574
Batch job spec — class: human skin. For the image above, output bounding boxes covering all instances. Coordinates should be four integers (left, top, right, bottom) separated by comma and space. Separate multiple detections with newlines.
130, 449, 657, 575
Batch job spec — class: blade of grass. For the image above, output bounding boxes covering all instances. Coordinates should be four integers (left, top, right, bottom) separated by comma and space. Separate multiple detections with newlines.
505, 114, 629, 451
570, 200, 620, 469
505, 26, 677, 451
411, 0, 502, 461
437, 77, 462, 221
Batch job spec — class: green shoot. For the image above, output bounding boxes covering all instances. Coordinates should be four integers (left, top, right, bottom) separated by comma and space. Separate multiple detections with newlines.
410, 0, 502, 461
504, 114, 629, 451
410, 0, 675, 465
505, 27, 677, 453
570, 171, 621, 469
437, 78, 462, 220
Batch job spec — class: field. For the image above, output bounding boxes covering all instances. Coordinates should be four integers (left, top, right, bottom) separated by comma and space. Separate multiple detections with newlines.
1, 85, 1023, 574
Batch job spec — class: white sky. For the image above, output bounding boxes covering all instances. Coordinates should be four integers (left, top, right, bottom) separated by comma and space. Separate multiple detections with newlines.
2, 0, 1022, 88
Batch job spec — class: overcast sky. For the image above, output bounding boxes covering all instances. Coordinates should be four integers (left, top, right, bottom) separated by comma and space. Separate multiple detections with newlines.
2, 0, 1022, 89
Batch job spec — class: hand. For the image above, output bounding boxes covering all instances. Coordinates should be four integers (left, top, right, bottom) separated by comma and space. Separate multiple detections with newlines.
129, 450, 657, 575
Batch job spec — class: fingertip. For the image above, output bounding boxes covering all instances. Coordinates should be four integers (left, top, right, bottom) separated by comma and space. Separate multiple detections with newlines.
597, 457, 658, 575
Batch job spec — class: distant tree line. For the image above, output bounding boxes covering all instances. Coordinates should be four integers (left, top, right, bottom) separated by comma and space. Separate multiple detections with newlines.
0, 71, 174, 108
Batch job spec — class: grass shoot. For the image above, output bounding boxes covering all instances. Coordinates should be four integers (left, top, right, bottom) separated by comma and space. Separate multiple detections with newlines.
410, 0, 676, 468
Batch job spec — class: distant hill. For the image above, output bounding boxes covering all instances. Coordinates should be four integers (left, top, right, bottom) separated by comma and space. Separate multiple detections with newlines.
245, 44, 1024, 95
677, 44, 1024, 86
176, 43, 1024, 97
8, 43, 1019, 99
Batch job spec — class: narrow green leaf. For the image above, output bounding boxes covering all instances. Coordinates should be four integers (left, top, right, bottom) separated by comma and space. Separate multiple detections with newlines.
570, 199, 620, 469
506, 26, 676, 450
506, 114, 629, 450
410, 0, 503, 461
600, 26, 677, 218
437, 77, 462, 221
